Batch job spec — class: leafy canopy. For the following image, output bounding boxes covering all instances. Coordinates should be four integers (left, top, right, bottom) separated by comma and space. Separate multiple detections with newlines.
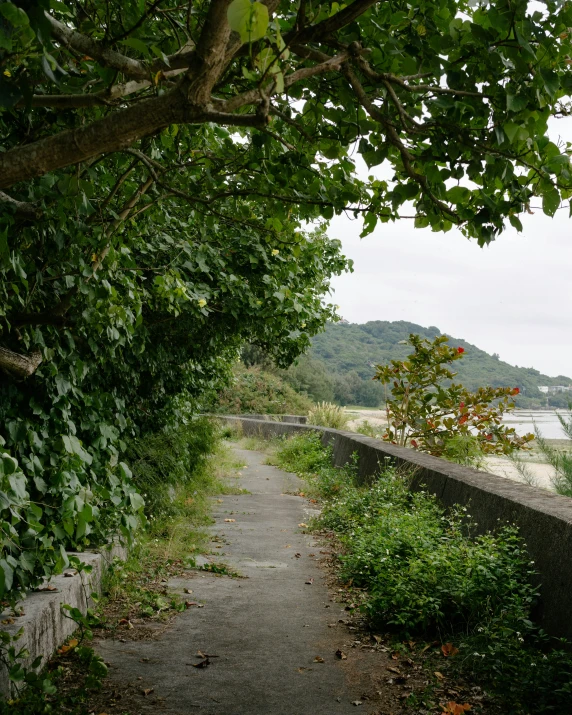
0, 0, 571, 599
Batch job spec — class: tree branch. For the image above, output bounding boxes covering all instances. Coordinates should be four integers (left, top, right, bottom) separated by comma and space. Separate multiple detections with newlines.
0, 346, 42, 380
45, 12, 148, 79
0, 191, 41, 220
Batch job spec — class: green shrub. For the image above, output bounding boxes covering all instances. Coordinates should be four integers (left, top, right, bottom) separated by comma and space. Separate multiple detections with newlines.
212, 365, 312, 415
274, 433, 572, 713
442, 433, 485, 469
307, 401, 350, 429
124, 416, 219, 518
355, 419, 384, 439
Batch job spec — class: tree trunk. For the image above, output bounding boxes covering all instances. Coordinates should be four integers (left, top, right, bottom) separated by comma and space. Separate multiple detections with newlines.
0, 347, 42, 379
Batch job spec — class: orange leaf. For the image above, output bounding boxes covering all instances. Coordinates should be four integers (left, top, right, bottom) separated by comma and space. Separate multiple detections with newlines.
441, 642, 459, 657
441, 702, 471, 715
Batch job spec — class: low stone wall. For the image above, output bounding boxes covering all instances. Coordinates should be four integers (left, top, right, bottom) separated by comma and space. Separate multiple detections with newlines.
0, 542, 127, 697
219, 415, 572, 640
220, 413, 307, 424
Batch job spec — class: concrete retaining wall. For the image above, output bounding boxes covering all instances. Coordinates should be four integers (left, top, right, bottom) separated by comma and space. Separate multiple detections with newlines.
0, 542, 127, 696
219, 413, 307, 424
219, 415, 572, 640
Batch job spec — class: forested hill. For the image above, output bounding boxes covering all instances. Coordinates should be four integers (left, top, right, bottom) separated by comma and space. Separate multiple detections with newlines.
306, 321, 572, 408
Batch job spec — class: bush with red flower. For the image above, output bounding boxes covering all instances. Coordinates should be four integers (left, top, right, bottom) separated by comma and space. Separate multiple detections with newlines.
374, 334, 534, 458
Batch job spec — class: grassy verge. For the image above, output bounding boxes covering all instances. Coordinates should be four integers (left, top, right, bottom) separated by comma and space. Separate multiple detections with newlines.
273, 432, 572, 714
1, 433, 244, 715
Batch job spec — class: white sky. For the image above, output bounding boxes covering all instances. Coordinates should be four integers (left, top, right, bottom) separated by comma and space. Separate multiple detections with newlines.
328, 117, 572, 378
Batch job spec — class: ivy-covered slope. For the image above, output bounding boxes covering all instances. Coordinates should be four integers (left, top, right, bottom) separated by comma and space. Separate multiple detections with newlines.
309, 321, 571, 406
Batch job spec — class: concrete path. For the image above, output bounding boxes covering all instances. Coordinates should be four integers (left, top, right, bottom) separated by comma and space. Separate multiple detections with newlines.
95, 447, 372, 714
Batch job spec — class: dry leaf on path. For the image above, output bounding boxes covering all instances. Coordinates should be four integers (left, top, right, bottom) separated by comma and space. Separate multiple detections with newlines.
191, 658, 211, 669
141, 688, 154, 696
197, 650, 219, 658
441, 643, 459, 657
294, 553, 301, 558
434, 671, 445, 680
224, 519, 236, 523
441, 702, 472, 715
313, 656, 324, 663
335, 649, 347, 660
298, 523, 307, 528
37, 585, 58, 592
184, 588, 193, 594
351, 701, 363, 706
305, 578, 314, 585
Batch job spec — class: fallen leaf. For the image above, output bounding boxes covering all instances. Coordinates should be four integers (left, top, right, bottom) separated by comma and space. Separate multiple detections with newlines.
335, 649, 347, 660
224, 519, 236, 523
305, 578, 314, 585
185, 601, 199, 608
140, 658, 150, 663
184, 588, 193, 594
299, 492, 305, 497
391, 652, 399, 660
294, 553, 301, 558
37, 585, 58, 592
373, 635, 383, 644
434, 671, 445, 680
441, 702, 472, 715
64, 570, 77, 577
387, 666, 401, 674
298, 523, 308, 528
68, 639, 79, 648
191, 658, 210, 668
351, 701, 363, 706
441, 643, 459, 658
197, 650, 219, 658
141, 688, 154, 696
421, 643, 433, 653
313, 656, 324, 663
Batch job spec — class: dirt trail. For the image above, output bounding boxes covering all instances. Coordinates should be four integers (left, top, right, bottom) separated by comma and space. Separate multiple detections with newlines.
93, 447, 381, 714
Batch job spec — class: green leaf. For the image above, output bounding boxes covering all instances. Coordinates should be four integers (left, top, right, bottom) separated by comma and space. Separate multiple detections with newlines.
506, 93, 527, 113
227, 0, 269, 44
129, 492, 145, 511
508, 214, 523, 232
542, 187, 560, 217
503, 121, 520, 143
540, 69, 559, 98
121, 37, 149, 55
0, 3, 29, 27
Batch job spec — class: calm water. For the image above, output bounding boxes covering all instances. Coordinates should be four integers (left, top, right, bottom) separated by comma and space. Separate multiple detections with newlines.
502, 411, 570, 439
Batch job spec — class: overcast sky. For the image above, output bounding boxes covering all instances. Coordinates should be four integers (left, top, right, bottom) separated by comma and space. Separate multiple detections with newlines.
328, 116, 572, 378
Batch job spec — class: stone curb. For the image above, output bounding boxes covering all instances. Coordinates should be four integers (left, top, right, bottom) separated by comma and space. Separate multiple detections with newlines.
0, 542, 127, 697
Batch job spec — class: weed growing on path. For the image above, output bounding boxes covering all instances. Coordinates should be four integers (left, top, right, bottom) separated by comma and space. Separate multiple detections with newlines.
274, 433, 572, 714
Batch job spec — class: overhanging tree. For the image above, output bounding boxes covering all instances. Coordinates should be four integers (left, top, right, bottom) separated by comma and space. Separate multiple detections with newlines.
0, 0, 571, 598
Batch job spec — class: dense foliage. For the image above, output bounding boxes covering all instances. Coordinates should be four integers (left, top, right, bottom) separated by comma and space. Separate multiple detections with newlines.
310, 320, 572, 407
374, 333, 534, 456
212, 364, 313, 414
1, 0, 571, 599
275, 433, 572, 713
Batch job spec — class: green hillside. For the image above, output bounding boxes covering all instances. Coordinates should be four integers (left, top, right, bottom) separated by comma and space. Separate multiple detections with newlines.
304, 321, 572, 408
